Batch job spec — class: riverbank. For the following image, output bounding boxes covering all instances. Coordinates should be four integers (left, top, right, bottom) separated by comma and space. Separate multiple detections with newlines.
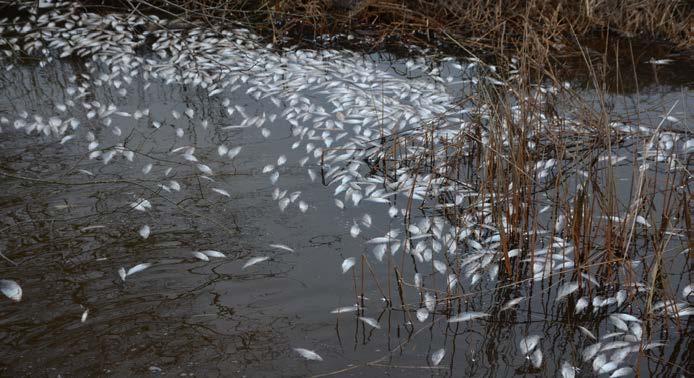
109, 0, 692, 50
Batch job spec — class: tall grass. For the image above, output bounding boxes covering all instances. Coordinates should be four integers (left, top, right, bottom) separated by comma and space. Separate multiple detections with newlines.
116, 0, 693, 49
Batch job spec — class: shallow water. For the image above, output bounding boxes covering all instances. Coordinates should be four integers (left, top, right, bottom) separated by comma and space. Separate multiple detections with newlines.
0, 4, 691, 377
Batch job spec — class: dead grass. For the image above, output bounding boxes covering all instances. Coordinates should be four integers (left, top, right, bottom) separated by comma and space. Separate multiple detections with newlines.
119, 0, 693, 50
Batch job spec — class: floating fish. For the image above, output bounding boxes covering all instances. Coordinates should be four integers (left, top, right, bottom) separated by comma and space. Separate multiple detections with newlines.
529, 349, 542, 368
227, 146, 242, 159
192, 252, 210, 261
560, 361, 576, 378
139, 225, 150, 239
293, 348, 323, 361
583, 342, 601, 361
574, 297, 589, 314
126, 263, 152, 277
341, 257, 355, 274
519, 335, 540, 355
578, 326, 596, 340
211, 188, 230, 197
349, 223, 360, 238
242, 256, 268, 269
416, 308, 429, 322
500, 297, 524, 311
556, 281, 579, 301
142, 163, 152, 174
118, 263, 152, 281
358, 316, 381, 329
196, 164, 213, 175
610, 367, 634, 377
269, 244, 294, 253
431, 348, 445, 366
0, 279, 22, 302
448, 312, 489, 323
330, 305, 359, 314
201, 250, 226, 258
130, 198, 152, 212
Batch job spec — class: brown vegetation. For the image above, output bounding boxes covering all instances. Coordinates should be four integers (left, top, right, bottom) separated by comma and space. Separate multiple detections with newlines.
119, 0, 692, 51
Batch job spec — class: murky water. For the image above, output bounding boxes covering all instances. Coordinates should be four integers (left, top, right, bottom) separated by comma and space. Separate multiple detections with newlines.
0, 3, 691, 377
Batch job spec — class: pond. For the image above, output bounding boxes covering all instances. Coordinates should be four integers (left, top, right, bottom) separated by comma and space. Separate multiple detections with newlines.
0, 2, 691, 377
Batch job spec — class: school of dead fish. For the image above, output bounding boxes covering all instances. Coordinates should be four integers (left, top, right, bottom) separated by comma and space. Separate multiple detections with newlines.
0, 0, 691, 374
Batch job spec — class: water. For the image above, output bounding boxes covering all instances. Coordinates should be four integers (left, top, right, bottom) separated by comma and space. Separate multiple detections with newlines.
0, 3, 691, 377
0, 59, 355, 376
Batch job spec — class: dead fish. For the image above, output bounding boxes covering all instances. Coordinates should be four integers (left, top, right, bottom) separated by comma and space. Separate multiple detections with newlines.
341, 257, 355, 274
126, 263, 152, 277
501, 297, 524, 311
575, 297, 589, 314
556, 281, 579, 301
349, 223, 360, 238
192, 251, 210, 261
211, 188, 230, 197
269, 244, 294, 253
610, 367, 634, 377
519, 335, 541, 355
530, 349, 543, 368
578, 326, 596, 340
430, 348, 445, 366
139, 225, 150, 239
330, 305, 359, 314
0, 279, 22, 302
196, 164, 213, 175
582, 342, 601, 361
201, 250, 226, 258
227, 146, 242, 159
119, 263, 152, 281
142, 163, 153, 174
293, 348, 323, 361
242, 256, 268, 269
448, 312, 489, 323
416, 308, 429, 322
358, 316, 381, 329
130, 198, 152, 212
560, 361, 576, 378
647, 58, 673, 65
